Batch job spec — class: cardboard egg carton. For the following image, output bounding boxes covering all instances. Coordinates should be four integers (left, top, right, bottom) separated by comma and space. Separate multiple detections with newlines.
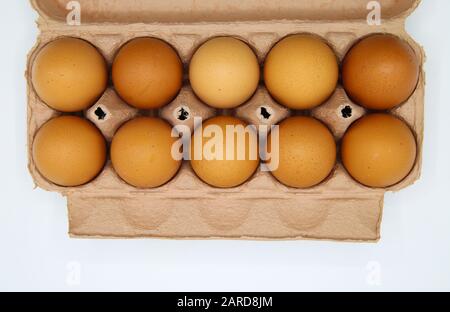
27, 0, 424, 241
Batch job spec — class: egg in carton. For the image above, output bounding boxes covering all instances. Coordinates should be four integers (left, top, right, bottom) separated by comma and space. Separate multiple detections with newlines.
27, 0, 424, 241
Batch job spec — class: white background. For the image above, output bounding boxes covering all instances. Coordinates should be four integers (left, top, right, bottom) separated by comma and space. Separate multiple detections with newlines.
1, 0, 449, 292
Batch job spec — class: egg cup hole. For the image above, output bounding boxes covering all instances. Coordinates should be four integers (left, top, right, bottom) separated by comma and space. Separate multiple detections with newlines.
255, 105, 274, 122
340, 105, 353, 119
93, 105, 110, 122
173, 105, 191, 121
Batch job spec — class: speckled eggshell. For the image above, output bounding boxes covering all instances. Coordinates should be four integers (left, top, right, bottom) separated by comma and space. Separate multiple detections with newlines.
112, 38, 183, 110
32, 37, 108, 112
189, 37, 260, 109
32, 116, 107, 187
264, 34, 339, 110
342, 34, 420, 110
190, 116, 260, 188
111, 117, 182, 188
341, 114, 417, 188
268, 116, 337, 188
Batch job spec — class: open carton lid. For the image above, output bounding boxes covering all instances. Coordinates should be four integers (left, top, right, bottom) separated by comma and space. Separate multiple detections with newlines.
32, 0, 420, 24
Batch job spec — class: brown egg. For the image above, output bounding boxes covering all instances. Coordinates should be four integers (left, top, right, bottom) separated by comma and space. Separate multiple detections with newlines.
32, 37, 108, 112
268, 116, 336, 188
32, 116, 106, 187
189, 37, 260, 109
264, 34, 339, 110
190, 116, 259, 188
341, 114, 417, 188
112, 38, 183, 109
342, 34, 419, 110
111, 117, 181, 188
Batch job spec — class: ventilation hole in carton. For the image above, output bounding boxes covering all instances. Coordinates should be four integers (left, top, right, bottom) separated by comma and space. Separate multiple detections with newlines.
94, 106, 107, 121
257, 105, 274, 122
173, 105, 191, 121
341, 105, 353, 119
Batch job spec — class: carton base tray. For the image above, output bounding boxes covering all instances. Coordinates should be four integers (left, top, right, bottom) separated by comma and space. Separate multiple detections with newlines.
68, 194, 383, 242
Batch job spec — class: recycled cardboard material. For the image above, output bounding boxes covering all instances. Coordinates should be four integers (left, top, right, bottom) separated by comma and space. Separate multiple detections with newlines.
27, 0, 424, 241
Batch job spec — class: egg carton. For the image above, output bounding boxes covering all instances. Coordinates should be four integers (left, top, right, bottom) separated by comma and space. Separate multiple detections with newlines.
27, 0, 424, 241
